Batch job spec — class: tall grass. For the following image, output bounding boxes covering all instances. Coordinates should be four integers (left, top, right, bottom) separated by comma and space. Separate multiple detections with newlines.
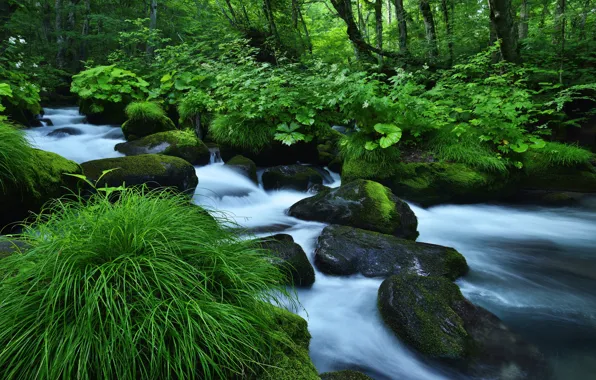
125, 101, 166, 121
209, 113, 275, 152
339, 133, 401, 168
0, 122, 34, 192
0, 187, 295, 379
535, 142, 594, 167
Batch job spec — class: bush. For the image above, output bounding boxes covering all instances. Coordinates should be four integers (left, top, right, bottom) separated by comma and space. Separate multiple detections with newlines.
125, 101, 166, 121
0, 187, 297, 379
122, 102, 176, 140
0, 121, 34, 192
209, 113, 276, 152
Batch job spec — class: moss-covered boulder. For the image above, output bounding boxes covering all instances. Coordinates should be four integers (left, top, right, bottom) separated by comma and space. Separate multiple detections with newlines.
80, 99, 127, 125
262, 165, 324, 191
121, 102, 176, 141
115, 130, 210, 166
378, 274, 549, 379
256, 307, 319, 380
289, 180, 418, 239
315, 225, 467, 279
257, 234, 315, 287
320, 370, 374, 380
81, 155, 198, 195
342, 159, 514, 207
520, 152, 596, 193
0, 149, 82, 232
225, 155, 258, 184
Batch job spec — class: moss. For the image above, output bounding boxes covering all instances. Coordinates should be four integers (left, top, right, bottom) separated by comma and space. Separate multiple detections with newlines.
25, 150, 82, 201
320, 370, 374, 380
364, 181, 396, 225
378, 274, 471, 360
262, 166, 324, 191
121, 102, 176, 141
117, 130, 210, 165
226, 155, 258, 184
257, 307, 319, 380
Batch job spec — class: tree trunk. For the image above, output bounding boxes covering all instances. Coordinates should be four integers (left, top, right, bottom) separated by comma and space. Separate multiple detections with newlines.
375, 0, 383, 64
554, 0, 566, 82
55, 0, 65, 68
80, 0, 90, 63
419, 0, 438, 60
487, 0, 521, 63
441, 0, 454, 64
519, 0, 529, 39
330, 0, 376, 62
147, 0, 157, 56
579, 0, 591, 40
263, 0, 281, 45
298, 4, 313, 53
66, 0, 80, 68
540, 0, 550, 28
393, 0, 408, 52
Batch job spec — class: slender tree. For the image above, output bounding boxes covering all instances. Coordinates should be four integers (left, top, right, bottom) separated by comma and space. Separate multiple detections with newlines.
441, 0, 454, 64
393, 0, 408, 52
419, 0, 439, 59
55, 0, 65, 68
487, 0, 521, 62
519, 0, 529, 39
147, 0, 157, 56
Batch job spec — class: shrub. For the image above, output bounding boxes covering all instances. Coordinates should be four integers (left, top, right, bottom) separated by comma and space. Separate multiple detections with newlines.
0, 121, 34, 192
122, 102, 176, 140
0, 187, 296, 379
209, 113, 276, 152
125, 101, 166, 121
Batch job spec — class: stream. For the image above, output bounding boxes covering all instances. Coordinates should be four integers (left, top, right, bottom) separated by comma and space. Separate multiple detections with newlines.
25, 108, 596, 379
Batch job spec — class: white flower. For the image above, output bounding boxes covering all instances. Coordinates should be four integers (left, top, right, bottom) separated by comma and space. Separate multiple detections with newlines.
19, 38, 26, 44
363, 100, 370, 108
423, 63, 429, 70
15, 61, 23, 69
32, 63, 38, 68
8, 37, 16, 45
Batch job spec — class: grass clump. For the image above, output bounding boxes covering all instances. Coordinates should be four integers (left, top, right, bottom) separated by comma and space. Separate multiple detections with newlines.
0, 122, 34, 192
0, 187, 296, 379
339, 132, 401, 175
533, 142, 593, 167
125, 101, 166, 122
209, 113, 275, 152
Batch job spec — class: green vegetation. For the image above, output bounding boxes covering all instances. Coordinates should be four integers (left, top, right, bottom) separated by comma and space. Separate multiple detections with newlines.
0, 187, 300, 379
0, 122, 33, 192
125, 101, 166, 121
121, 101, 176, 140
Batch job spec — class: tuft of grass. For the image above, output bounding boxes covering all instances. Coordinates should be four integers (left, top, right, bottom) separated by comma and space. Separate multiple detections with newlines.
125, 101, 166, 122
209, 113, 275, 152
0, 122, 34, 193
0, 187, 296, 379
427, 129, 509, 173
534, 142, 594, 167
339, 133, 401, 169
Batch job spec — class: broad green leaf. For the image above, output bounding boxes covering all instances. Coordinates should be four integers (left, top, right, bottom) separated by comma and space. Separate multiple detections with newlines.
373, 123, 401, 135
379, 132, 402, 148
364, 141, 379, 150
510, 143, 529, 153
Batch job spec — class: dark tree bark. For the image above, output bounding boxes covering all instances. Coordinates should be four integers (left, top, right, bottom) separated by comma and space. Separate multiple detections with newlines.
441, 0, 454, 64
419, 0, 438, 60
374, 0, 383, 64
263, 0, 281, 45
393, 0, 408, 52
80, 0, 90, 63
330, 0, 376, 61
578, 0, 591, 40
55, 0, 65, 68
519, 0, 529, 39
554, 0, 566, 82
487, 0, 521, 63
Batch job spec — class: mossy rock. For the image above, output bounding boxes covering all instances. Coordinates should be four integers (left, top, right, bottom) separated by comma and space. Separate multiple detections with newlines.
115, 130, 210, 166
378, 274, 550, 379
342, 159, 515, 207
81, 154, 198, 195
79, 99, 127, 125
315, 225, 467, 279
0, 149, 82, 232
262, 165, 324, 191
219, 140, 319, 167
225, 155, 258, 184
257, 234, 315, 287
122, 115, 176, 141
320, 370, 374, 380
521, 153, 596, 193
289, 179, 418, 239
256, 307, 319, 380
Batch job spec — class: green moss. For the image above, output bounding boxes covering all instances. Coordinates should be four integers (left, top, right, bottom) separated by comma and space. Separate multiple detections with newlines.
364, 181, 396, 225
226, 155, 258, 184
320, 370, 374, 380
25, 150, 82, 200
119, 130, 210, 165
257, 307, 319, 380
121, 102, 176, 141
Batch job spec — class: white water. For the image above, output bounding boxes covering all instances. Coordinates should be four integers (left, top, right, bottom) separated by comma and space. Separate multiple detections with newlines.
26, 108, 596, 379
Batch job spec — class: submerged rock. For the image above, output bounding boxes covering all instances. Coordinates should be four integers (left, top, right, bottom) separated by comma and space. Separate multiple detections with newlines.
315, 225, 467, 279
257, 234, 315, 287
289, 180, 418, 239
115, 130, 210, 166
0, 239, 30, 259
0, 149, 82, 232
378, 274, 549, 379
81, 154, 198, 194
262, 165, 324, 191
47, 127, 83, 137
320, 370, 373, 380
225, 155, 258, 184
121, 115, 176, 141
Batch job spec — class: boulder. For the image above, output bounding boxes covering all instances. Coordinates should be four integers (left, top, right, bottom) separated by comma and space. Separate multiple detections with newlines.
115, 130, 210, 166
378, 274, 549, 379
257, 234, 315, 287
262, 165, 324, 191
47, 127, 83, 137
289, 180, 418, 239
315, 225, 467, 279
225, 155, 258, 184
520, 158, 596, 194
257, 306, 319, 380
219, 141, 319, 167
342, 160, 514, 207
0, 149, 82, 232
81, 155, 198, 195
320, 370, 373, 380
80, 99, 127, 125
121, 115, 176, 141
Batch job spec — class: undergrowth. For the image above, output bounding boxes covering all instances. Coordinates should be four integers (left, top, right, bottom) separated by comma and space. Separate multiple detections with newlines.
0, 122, 34, 192
0, 187, 296, 379
209, 113, 275, 152
125, 101, 166, 122
530, 142, 593, 168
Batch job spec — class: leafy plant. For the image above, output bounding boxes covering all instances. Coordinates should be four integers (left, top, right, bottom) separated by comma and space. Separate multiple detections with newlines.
0, 187, 297, 379
274, 122, 313, 146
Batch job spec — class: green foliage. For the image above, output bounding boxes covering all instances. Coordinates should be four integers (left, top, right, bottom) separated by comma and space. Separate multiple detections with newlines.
0, 187, 297, 379
528, 142, 593, 168
209, 114, 275, 152
125, 101, 166, 121
340, 132, 401, 175
71, 65, 149, 112
0, 121, 34, 192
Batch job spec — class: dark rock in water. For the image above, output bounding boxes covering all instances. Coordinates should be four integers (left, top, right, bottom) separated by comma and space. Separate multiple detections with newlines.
103, 128, 125, 140
0, 149, 82, 233
219, 140, 319, 166
507, 190, 588, 206
320, 370, 373, 380
257, 234, 315, 287
81, 154, 198, 195
328, 156, 343, 174
80, 99, 127, 125
0, 239, 30, 259
39, 118, 54, 126
262, 165, 324, 191
225, 155, 258, 184
289, 180, 418, 240
121, 115, 176, 141
47, 127, 83, 137
315, 225, 467, 279
378, 274, 550, 379
115, 130, 210, 166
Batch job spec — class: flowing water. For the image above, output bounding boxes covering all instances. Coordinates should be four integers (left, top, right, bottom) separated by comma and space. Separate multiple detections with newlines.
25, 108, 596, 379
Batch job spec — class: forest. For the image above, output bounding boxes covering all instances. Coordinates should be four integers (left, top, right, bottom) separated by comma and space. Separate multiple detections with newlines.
1, 0, 596, 379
